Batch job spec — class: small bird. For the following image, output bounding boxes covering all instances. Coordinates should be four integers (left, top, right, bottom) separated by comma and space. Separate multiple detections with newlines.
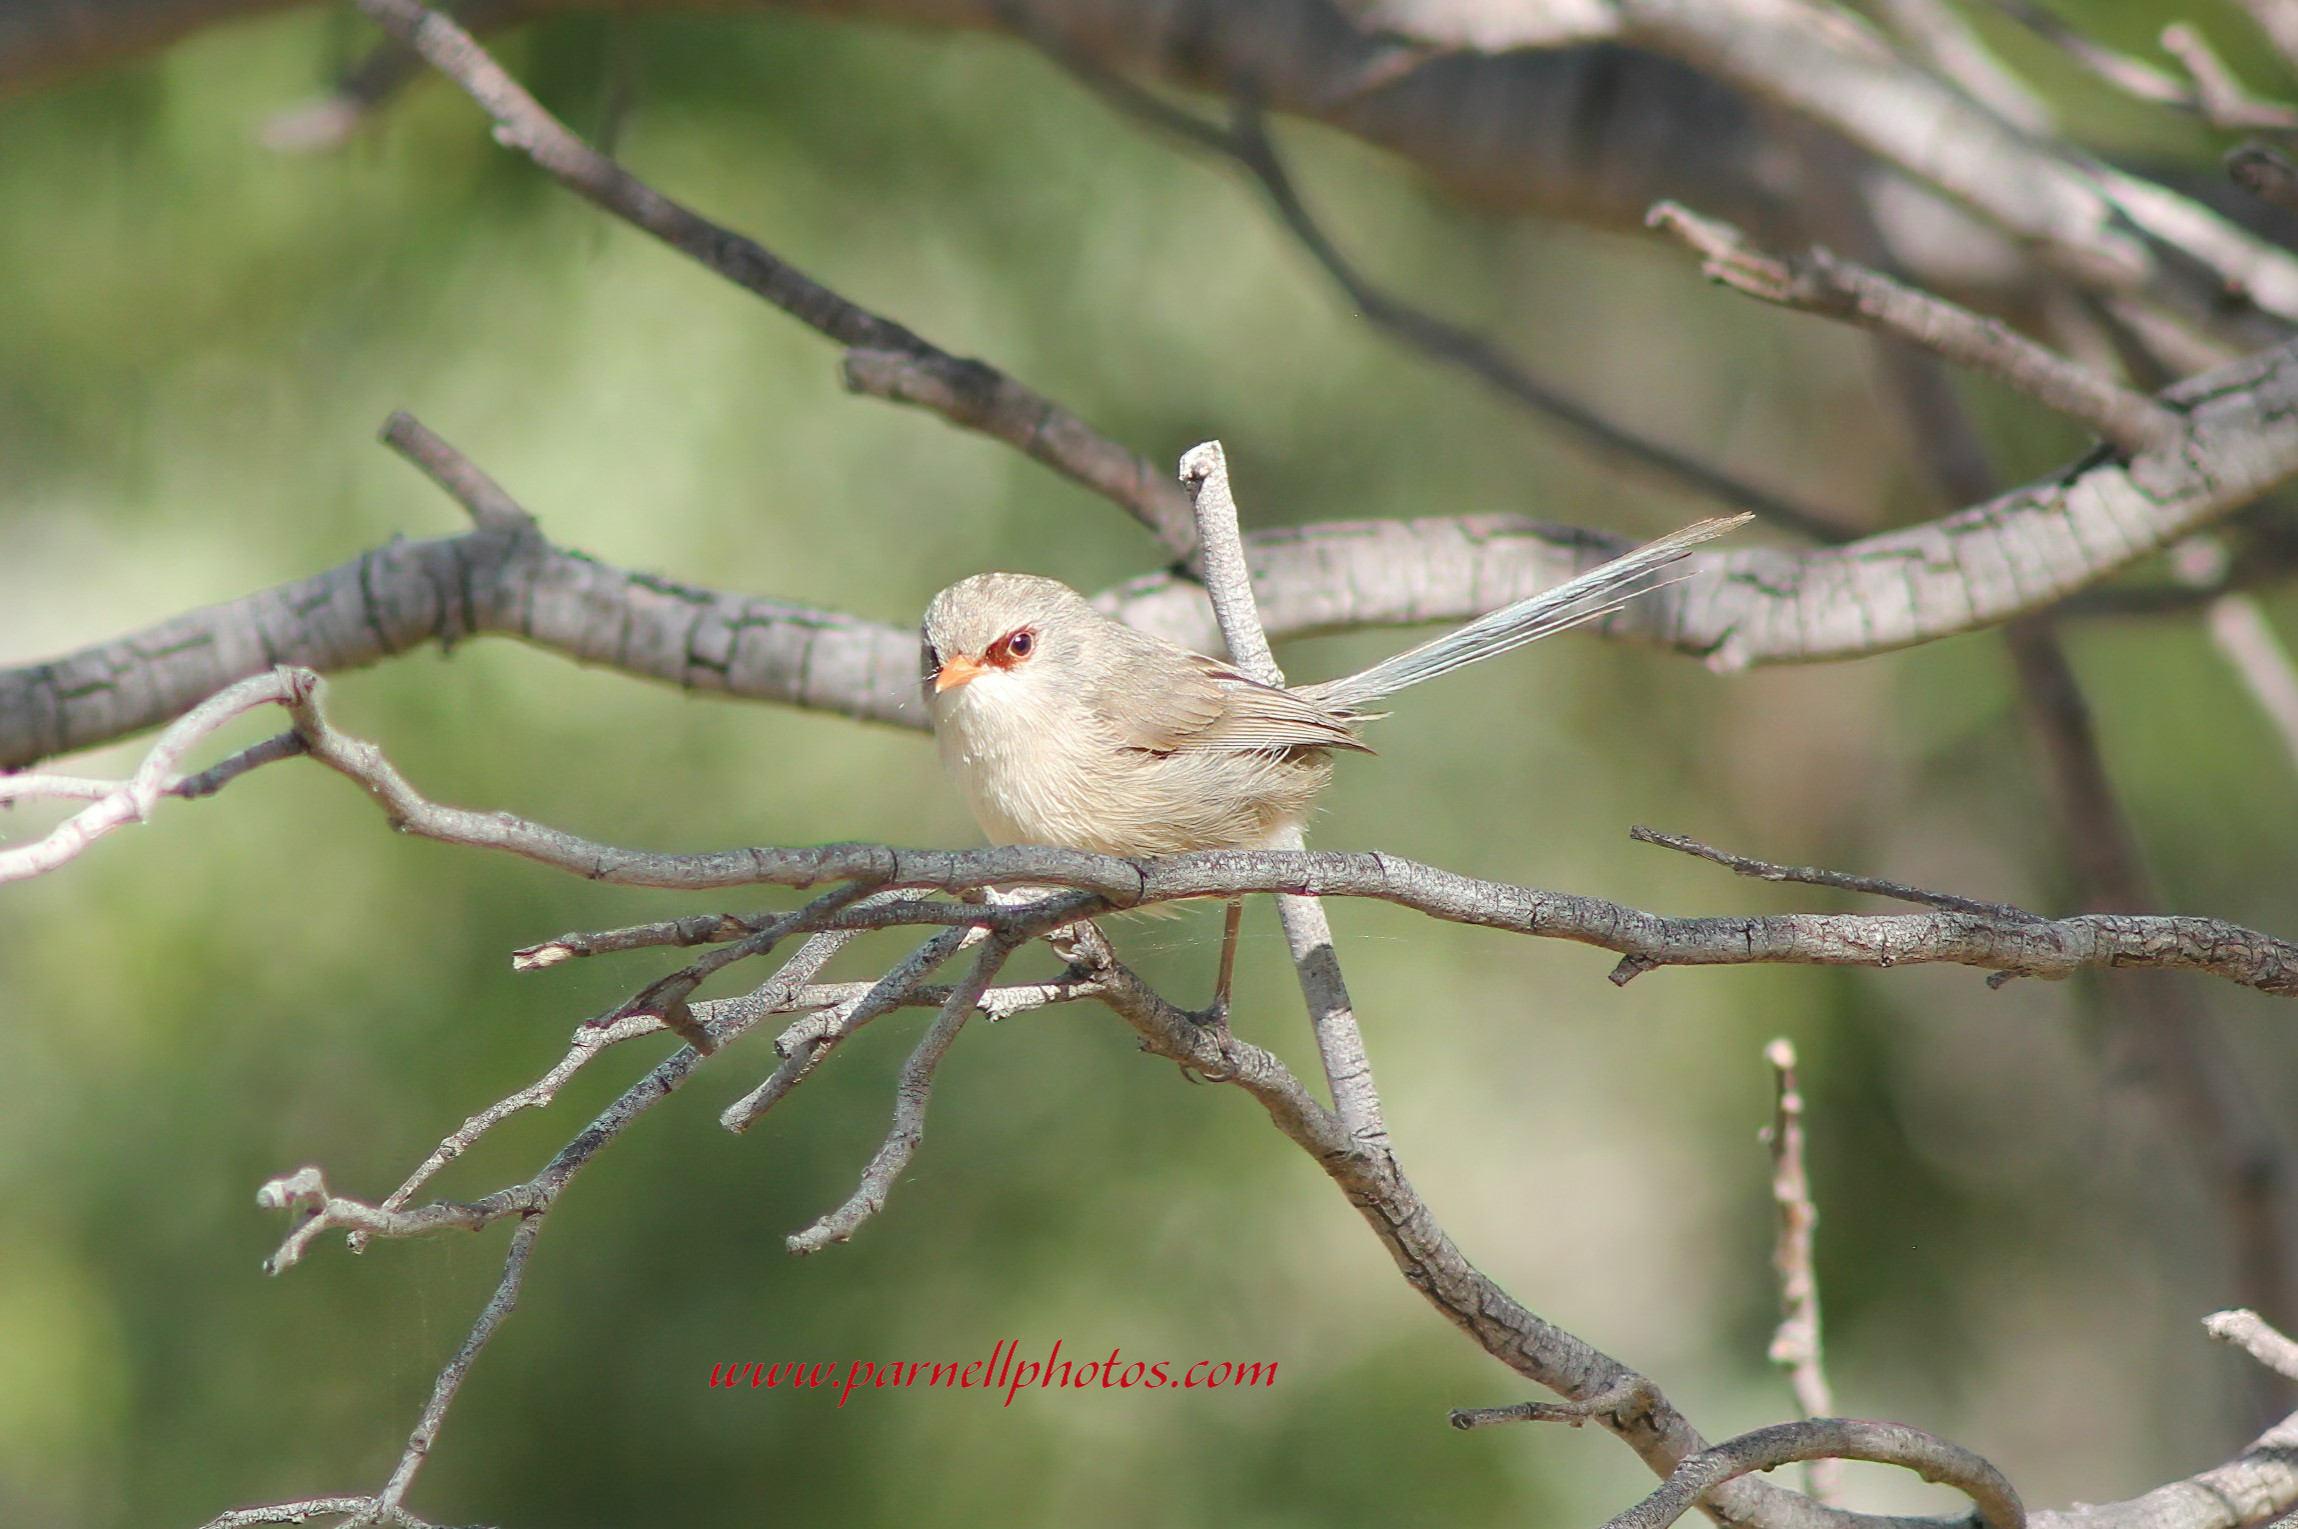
922, 513, 1745, 1013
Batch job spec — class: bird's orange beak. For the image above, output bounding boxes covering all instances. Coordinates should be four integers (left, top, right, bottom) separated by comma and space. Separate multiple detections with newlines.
933, 654, 987, 693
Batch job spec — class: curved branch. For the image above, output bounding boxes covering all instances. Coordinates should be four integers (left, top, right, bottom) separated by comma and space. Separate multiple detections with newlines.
1599, 1418, 2021, 1529
353, 0, 1201, 557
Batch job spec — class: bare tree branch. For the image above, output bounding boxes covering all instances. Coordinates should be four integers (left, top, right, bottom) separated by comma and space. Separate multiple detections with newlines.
1180, 440, 1388, 1150
719, 923, 975, 1133
1449, 1376, 1659, 1431
1989, 0, 2189, 109
1025, 27, 1852, 540
1762, 1038, 1842, 1505
1632, 825, 2038, 921
1597, 1418, 2022, 1529
197, 1498, 419, 1529
0, 669, 313, 883
16, 664, 2298, 1005
1358, 0, 2298, 320
1872, 0, 2052, 135
2158, 23, 2298, 132
1647, 202, 2179, 456
2209, 1308, 2298, 1382
179, 672, 2298, 1529
16, 316, 2298, 773
351, 0, 1202, 557
373, 1212, 544, 1515
785, 932, 1018, 1252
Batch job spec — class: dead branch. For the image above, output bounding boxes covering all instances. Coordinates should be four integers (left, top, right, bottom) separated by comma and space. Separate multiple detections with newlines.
351, 0, 1200, 557
718, 923, 976, 1133
784, 932, 1019, 1252
1598, 1418, 2022, 1529
17, 323, 2298, 771
1364, 0, 2298, 321
2209, 1309, 2298, 1382
0, 669, 315, 883
1632, 826, 2038, 921
1647, 202, 2178, 456
1762, 1039, 1841, 1505
1026, 29, 1850, 540
23, 665, 2284, 998
1181, 438, 1387, 1148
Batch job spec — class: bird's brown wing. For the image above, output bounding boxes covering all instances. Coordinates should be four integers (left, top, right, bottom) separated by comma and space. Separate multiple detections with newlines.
1085, 633, 1369, 756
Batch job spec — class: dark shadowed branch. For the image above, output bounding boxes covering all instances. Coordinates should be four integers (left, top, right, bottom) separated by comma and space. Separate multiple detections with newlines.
352, 0, 1201, 557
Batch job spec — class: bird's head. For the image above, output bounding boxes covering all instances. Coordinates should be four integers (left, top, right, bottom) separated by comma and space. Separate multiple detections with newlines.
920, 572, 1098, 711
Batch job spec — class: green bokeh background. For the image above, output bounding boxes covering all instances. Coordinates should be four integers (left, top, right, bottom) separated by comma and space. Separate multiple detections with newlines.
3, 7, 2295, 1525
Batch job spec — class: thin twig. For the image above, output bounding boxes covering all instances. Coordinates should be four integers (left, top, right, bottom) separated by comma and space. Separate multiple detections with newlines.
379, 409, 535, 532
375, 1212, 544, 1512
1449, 1376, 1658, 1431
260, 0, 532, 153
1648, 202, 2179, 456
2159, 24, 2298, 131
0, 669, 316, 884
1762, 1040, 1841, 1505
1874, 0, 2054, 134
785, 934, 1019, 1252
1178, 442, 1388, 1151
1631, 825, 2040, 921
196, 1498, 411, 1529
514, 910, 773, 968
1987, 0, 2201, 109
721, 924, 977, 1133
597, 880, 888, 1053
352, 0, 1198, 556
2207, 1308, 2298, 1381
346, 1015, 660, 1253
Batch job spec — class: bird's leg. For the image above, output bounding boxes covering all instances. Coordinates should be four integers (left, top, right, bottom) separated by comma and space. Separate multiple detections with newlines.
1207, 896, 1243, 1026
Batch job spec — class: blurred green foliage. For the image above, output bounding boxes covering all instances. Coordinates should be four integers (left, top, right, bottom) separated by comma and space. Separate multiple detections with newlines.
2, 6, 2296, 1526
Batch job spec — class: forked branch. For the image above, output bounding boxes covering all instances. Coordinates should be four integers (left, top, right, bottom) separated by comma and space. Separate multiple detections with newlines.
1647, 202, 2179, 456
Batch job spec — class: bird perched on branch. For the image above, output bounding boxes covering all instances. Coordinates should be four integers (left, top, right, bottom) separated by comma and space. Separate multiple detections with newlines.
921, 512, 1746, 1012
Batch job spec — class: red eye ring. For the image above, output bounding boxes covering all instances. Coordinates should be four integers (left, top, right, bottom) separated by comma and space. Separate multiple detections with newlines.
985, 628, 1037, 667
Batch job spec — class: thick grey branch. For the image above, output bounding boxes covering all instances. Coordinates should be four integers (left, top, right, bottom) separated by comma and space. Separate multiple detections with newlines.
1361, 0, 2298, 321
18, 314, 2298, 770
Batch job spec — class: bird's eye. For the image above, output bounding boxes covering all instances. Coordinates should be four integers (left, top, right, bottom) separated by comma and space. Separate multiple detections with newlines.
986, 628, 1037, 666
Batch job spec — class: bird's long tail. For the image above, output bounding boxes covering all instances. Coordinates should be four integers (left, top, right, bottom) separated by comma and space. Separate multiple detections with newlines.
1301, 513, 1750, 714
